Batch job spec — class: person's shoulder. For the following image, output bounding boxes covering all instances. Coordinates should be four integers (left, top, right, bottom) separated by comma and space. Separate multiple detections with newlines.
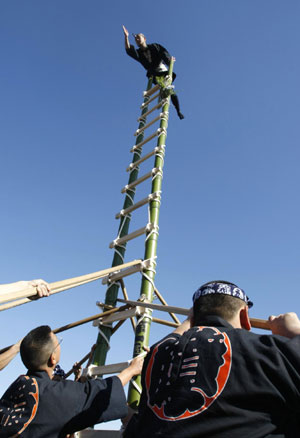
152, 43, 168, 52
0, 375, 39, 436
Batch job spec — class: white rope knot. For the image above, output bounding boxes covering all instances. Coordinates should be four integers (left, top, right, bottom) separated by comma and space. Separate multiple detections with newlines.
157, 127, 167, 138
130, 378, 142, 394
129, 165, 140, 174
152, 169, 163, 181
97, 325, 111, 351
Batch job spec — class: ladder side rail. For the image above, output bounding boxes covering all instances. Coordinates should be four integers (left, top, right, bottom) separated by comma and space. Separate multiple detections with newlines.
92, 78, 153, 367
127, 58, 175, 408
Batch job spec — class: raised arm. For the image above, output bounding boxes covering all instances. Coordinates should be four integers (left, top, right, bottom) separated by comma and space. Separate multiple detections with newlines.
122, 25, 130, 50
173, 308, 193, 335
117, 353, 145, 387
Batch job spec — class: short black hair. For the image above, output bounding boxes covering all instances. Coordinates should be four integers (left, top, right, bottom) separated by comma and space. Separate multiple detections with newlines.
20, 325, 55, 370
193, 293, 245, 325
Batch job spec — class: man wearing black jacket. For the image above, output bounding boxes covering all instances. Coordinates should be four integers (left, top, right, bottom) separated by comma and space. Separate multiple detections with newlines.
124, 281, 300, 437
0, 325, 144, 437
123, 25, 184, 120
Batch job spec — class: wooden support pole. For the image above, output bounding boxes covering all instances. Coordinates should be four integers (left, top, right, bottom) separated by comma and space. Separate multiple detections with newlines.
119, 279, 136, 331
152, 317, 178, 328
154, 287, 181, 325
112, 318, 127, 334
64, 350, 92, 379
117, 299, 271, 331
0, 259, 142, 308
0, 305, 129, 355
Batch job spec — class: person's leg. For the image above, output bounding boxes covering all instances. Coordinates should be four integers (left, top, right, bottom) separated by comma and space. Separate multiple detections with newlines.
155, 74, 184, 120
171, 94, 184, 120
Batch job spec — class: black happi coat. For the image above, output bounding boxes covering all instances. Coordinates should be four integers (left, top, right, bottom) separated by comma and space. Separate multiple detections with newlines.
0, 370, 127, 437
126, 43, 176, 79
125, 316, 300, 438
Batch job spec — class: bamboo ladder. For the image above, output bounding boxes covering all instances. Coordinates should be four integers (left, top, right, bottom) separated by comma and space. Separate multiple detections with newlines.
91, 58, 176, 410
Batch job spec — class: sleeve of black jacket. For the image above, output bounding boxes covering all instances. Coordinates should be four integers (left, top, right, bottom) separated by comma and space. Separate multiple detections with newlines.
156, 43, 171, 66
125, 44, 139, 61
59, 376, 127, 436
269, 334, 300, 410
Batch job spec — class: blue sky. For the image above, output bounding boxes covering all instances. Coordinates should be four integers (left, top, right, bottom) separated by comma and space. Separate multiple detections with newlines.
1, 0, 300, 429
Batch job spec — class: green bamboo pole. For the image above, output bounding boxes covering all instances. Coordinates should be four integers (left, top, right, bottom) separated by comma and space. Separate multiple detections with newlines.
127, 59, 174, 408
92, 78, 153, 367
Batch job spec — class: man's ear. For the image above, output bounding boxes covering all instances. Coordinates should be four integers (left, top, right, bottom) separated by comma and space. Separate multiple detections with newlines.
240, 306, 251, 331
48, 353, 57, 367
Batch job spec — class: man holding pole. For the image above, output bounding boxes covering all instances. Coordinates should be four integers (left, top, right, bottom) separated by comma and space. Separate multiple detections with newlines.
0, 325, 145, 437
124, 280, 300, 437
0, 279, 50, 371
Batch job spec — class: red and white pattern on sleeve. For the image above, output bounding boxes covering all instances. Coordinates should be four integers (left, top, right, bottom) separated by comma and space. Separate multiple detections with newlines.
0, 375, 39, 436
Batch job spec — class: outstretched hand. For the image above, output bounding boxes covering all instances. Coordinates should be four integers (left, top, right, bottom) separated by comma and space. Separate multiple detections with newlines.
122, 25, 129, 37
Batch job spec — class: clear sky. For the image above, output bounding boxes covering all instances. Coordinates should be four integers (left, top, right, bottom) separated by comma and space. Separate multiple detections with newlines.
1, 0, 300, 430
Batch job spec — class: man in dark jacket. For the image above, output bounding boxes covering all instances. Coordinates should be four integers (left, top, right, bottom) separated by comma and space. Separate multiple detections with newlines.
0, 325, 144, 437
124, 281, 300, 437
123, 25, 184, 120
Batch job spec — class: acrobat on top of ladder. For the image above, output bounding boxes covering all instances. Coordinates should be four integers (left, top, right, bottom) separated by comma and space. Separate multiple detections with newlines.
123, 25, 184, 120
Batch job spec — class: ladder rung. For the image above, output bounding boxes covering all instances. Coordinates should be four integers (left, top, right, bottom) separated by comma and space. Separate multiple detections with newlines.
102, 264, 142, 284
93, 306, 145, 325
116, 192, 160, 219
127, 145, 165, 172
131, 128, 161, 152
138, 99, 167, 121
143, 84, 160, 97
140, 92, 160, 109
109, 224, 154, 249
83, 362, 129, 377
131, 127, 166, 153
121, 168, 160, 193
135, 113, 167, 137
101, 259, 152, 284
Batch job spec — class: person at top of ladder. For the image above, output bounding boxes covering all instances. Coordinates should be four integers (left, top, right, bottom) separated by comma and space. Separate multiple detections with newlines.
122, 25, 184, 120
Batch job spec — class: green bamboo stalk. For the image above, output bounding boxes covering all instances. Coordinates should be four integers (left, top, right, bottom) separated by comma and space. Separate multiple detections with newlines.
127, 59, 175, 408
92, 78, 153, 367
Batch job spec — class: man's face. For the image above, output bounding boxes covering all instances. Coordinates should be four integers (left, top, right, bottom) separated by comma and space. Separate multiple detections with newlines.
135, 33, 146, 47
50, 332, 61, 363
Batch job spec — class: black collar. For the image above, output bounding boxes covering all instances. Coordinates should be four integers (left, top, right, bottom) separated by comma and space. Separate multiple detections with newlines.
193, 315, 234, 330
27, 369, 51, 380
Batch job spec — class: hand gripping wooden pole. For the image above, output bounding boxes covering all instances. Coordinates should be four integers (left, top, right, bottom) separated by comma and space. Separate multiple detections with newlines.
0, 259, 142, 310
117, 299, 271, 331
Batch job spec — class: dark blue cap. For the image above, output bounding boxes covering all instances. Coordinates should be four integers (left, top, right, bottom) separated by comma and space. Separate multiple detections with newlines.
193, 281, 253, 308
